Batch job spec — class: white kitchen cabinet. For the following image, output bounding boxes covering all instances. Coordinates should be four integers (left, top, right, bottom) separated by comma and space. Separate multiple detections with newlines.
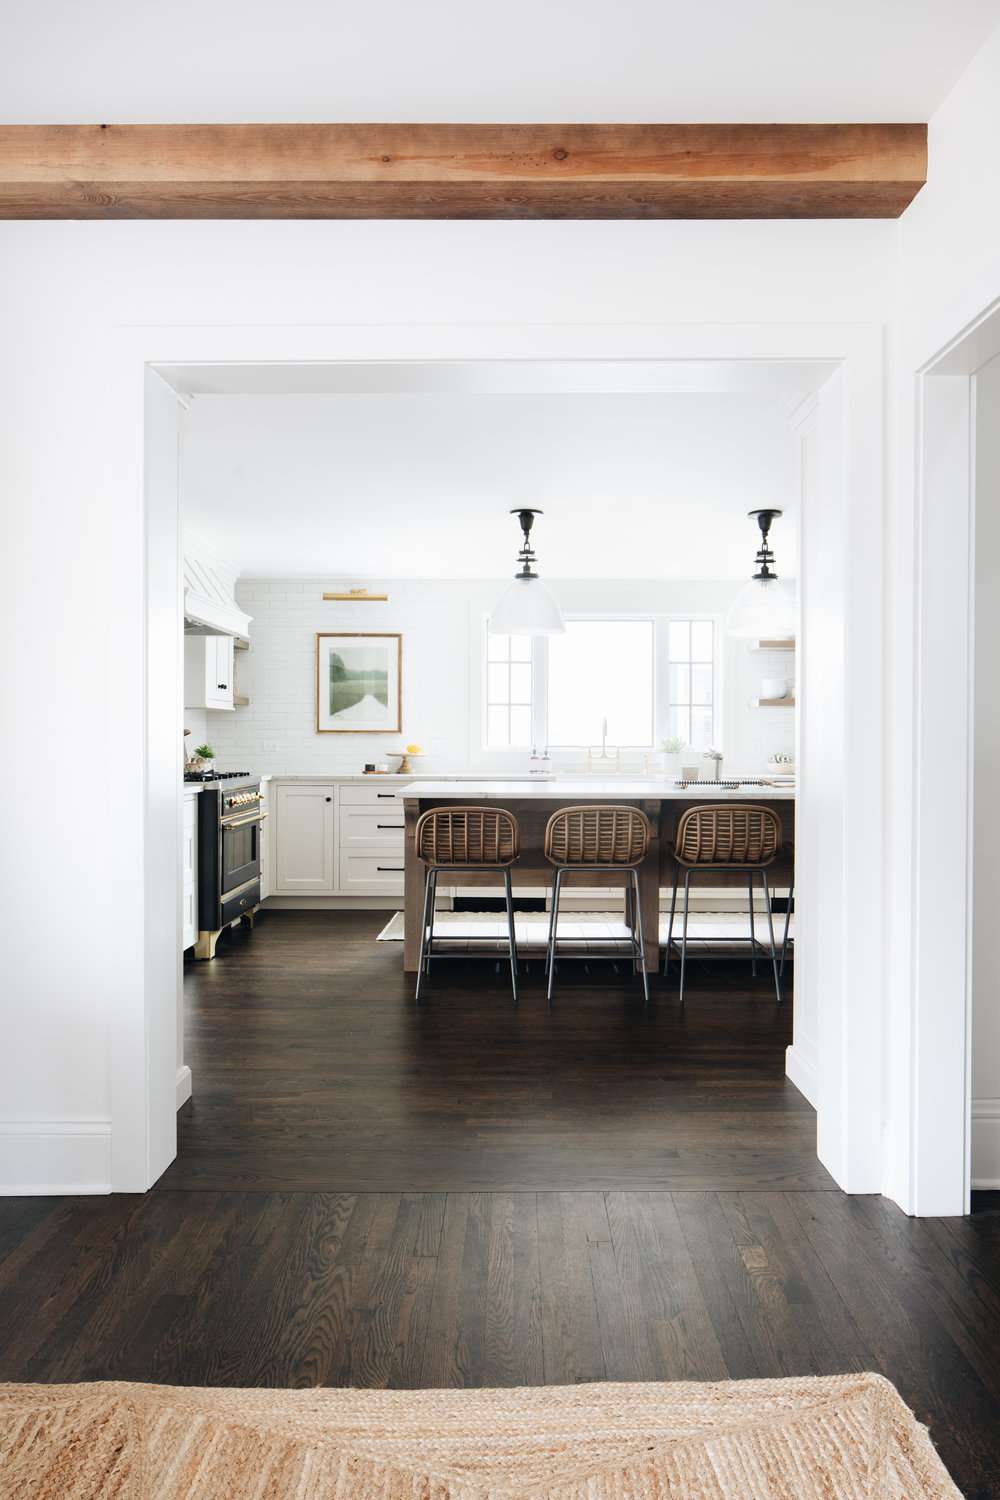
272, 782, 336, 894
338, 803, 406, 850
184, 635, 235, 712
338, 849, 405, 895
182, 793, 198, 950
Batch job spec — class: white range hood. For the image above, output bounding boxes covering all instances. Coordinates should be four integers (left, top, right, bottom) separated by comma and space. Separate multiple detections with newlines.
183, 550, 251, 640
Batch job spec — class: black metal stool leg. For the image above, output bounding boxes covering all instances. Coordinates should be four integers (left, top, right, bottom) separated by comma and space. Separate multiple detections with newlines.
679, 870, 692, 1007
414, 868, 433, 1005
748, 873, 758, 977
425, 870, 438, 977
762, 869, 782, 1003
781, 883, 793, 977
544, 872, 558, 976
631, 868, 650, 1007
664, 869, 679, 976
503, 867, 518, 1005
546, 868, 563, 1007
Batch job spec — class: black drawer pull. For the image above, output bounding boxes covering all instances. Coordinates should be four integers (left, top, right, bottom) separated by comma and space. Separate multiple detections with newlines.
377, 866, 404, 872
377, 793, 395, 798
376, 823, 403, 829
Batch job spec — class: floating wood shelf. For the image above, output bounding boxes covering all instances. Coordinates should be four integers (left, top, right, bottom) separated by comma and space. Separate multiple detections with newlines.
755, 695, 796, 708
751, 639, 796, 651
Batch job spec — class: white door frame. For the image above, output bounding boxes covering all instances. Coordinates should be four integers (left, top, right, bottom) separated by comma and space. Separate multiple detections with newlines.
898, 295, 1000, 1215
119, 320, 885, 1195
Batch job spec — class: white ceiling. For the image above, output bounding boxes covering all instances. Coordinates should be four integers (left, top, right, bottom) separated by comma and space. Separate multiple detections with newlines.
2, 0, 995, 123
181, 388, 801, 580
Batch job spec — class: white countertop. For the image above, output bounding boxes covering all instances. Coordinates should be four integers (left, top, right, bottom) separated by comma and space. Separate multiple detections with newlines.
267, 772, 580, 783
402, 778, 795, 800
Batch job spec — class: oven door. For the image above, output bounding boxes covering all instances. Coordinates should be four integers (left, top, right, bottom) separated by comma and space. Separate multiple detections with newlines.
220, 812, 263, 896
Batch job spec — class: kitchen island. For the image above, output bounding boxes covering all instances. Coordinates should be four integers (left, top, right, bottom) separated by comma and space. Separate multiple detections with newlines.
402, 779, 795, 973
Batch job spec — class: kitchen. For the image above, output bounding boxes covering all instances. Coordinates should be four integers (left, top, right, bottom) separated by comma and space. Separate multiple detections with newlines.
173, 359, 807, 1180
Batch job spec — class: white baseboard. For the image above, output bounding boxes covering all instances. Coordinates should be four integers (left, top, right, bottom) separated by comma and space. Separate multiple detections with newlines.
785, 1043, 819, 1108
972, 1098, 1000, 1189
176, 1064, 192, 1109
0, 1119, 112, 1195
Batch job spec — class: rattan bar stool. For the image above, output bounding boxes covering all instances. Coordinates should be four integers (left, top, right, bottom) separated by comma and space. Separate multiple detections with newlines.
414, 806, 520, 1005
543, 805, 652, 1007
664, 803, 783, 1005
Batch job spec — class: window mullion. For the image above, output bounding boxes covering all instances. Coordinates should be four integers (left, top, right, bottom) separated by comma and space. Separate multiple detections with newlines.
532, 636, 548, 748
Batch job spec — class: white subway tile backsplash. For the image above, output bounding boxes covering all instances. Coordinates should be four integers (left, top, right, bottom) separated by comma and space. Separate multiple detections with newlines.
206, 576, 792, 777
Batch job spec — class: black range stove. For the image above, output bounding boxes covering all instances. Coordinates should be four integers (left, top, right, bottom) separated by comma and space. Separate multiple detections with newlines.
183, 769, 253, 783
192, 776, 263, 959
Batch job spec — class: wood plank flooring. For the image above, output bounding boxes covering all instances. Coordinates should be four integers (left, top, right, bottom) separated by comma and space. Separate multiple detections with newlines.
1, 912, 998, 1496
1, 1189, 999, 1493
161, 910, 829, 1192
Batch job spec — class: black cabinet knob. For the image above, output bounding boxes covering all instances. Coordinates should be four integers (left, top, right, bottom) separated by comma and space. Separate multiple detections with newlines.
325, 796, 332, 802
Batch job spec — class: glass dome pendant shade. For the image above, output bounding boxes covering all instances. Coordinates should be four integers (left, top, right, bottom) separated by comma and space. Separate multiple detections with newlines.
725, 508, 797, 639
489, 509, 566, 637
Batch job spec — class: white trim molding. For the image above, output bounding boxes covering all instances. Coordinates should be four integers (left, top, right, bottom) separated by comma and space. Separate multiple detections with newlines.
176, 1065, 192, 1110
972, 1099, 1000, 1189
0, 1119, 112, 1195
785, 1044, 819, 1109
101, 321, 878, 1198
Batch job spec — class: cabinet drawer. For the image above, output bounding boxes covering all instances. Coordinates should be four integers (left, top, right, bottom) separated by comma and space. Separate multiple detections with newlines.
338, 848, 406, 894
339, 806, 405, 848
339, 782, 411, 807
221, 878, 260, 926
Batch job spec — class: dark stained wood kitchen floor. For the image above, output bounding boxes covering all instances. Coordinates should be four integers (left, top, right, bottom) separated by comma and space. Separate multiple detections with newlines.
2, 912, 999, 1496
161, 910, 831, 1193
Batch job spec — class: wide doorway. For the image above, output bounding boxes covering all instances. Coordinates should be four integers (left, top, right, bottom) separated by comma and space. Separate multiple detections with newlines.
153, 354, 847, 1195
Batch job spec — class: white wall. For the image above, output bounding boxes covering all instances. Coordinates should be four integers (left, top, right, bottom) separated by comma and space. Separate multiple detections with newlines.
882, 19, 1000, 1213
0, 217, 892, 1193
972, 355, 1000, 1187
200, 576, 795, 778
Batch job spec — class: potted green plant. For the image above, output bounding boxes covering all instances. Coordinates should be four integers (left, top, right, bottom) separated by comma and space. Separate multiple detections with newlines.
193, 743, 215, 774
660, 734, 686, 779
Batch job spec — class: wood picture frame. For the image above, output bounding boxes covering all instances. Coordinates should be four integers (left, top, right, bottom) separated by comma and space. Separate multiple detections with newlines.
316, 632, 402, 734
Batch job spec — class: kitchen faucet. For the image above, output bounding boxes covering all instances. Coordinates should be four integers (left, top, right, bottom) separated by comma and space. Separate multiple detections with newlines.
587, 716, 620, 773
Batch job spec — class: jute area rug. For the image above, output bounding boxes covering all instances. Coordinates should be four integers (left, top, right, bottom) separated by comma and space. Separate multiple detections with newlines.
0, 1373, 960, 1499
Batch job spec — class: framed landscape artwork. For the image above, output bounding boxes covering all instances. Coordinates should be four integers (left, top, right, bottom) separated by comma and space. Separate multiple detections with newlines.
316, 633, 402, 733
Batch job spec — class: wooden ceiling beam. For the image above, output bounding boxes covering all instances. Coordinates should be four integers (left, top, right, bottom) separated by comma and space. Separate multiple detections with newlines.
0, 123, 927, 220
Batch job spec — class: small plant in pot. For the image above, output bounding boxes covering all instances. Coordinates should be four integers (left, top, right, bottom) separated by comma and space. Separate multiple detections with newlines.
660, 735, 686, 779
193, 743, 215, 774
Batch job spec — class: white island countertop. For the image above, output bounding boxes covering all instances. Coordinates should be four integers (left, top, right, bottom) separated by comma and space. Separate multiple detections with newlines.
403, 778, 795, 800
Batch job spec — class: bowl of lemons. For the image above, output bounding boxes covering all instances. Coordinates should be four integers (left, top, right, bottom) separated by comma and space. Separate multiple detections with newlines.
390, 743, 424, 775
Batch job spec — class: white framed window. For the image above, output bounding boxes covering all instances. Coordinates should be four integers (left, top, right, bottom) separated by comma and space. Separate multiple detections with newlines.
484, 631, 534, 748
665, 619, 716, 750
547, 618, 655, 747
479, 613, 719, 757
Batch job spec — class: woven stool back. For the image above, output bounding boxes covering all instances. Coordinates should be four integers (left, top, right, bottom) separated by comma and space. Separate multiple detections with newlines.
674, 804, 781, 867
544, 805, 651, 867
415, 806, 519, 867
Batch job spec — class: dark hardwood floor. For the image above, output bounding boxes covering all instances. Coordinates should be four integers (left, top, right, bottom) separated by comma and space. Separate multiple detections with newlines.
161, 910, 832, 1192
1, 912, 998, 1496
